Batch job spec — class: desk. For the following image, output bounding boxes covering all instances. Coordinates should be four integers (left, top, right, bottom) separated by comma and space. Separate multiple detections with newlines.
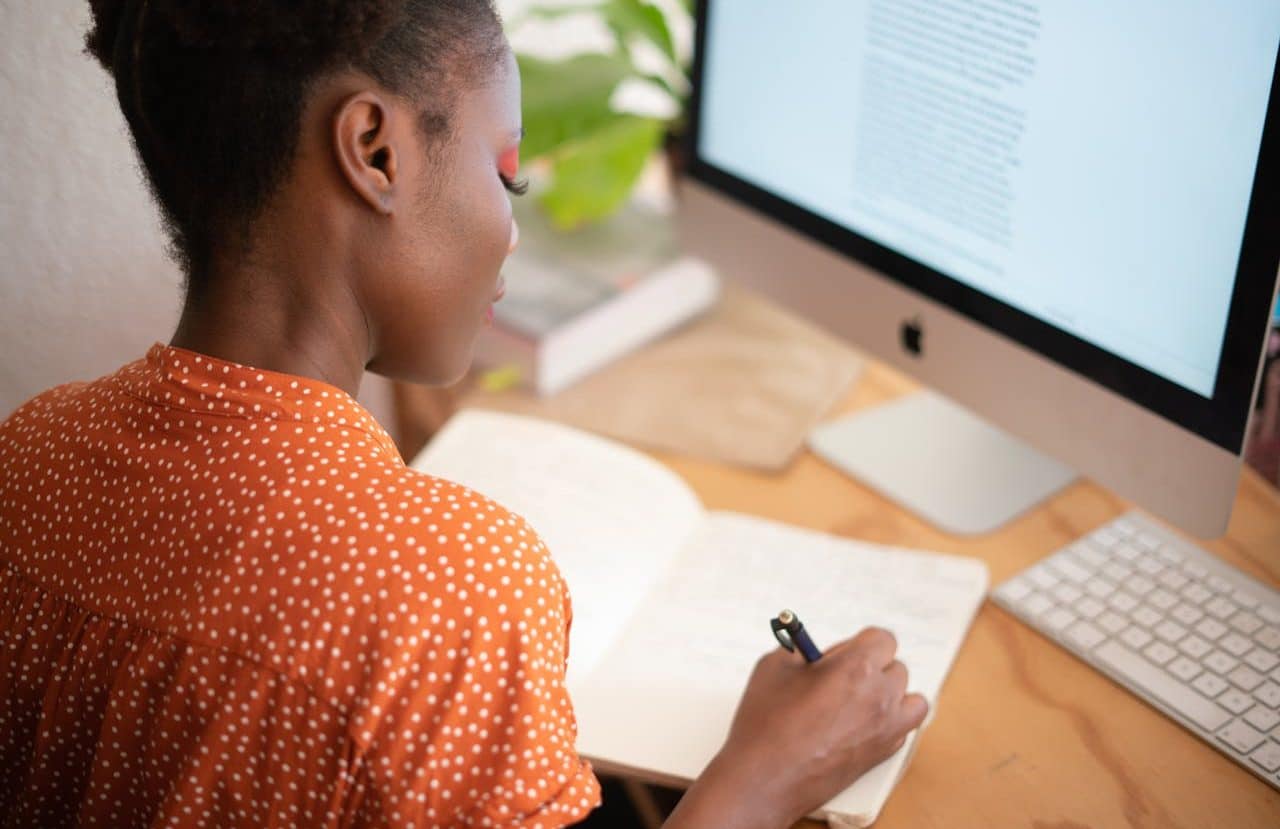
395, 360, 1280, 828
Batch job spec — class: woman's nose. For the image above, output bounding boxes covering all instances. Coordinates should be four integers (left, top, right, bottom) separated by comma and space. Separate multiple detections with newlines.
508, 218, 520, 255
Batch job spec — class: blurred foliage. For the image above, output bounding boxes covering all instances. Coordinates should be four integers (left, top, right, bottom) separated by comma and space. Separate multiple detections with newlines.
508, 0, 692, 229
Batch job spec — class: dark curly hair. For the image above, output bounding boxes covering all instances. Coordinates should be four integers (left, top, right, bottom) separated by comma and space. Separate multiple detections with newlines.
85, 0, 506, 297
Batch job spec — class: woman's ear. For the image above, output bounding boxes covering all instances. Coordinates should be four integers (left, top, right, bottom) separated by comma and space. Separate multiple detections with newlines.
333, 91, 399, 214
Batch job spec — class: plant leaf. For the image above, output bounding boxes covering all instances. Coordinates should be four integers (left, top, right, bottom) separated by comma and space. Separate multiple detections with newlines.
603, 0, 676, 63
538, 115, 664, 229
517, 53, 632, 161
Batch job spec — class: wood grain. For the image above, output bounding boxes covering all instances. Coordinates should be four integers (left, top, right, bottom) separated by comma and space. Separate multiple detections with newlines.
657, 363, 1280, 829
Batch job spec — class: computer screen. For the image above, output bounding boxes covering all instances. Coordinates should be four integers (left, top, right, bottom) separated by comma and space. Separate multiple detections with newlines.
697, 0, 1280, 403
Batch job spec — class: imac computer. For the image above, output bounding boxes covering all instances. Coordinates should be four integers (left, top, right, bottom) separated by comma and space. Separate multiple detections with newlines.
678, 1, 1280, 538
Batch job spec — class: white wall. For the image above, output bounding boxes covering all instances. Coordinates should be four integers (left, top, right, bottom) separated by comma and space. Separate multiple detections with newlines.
0, 0, 395, 433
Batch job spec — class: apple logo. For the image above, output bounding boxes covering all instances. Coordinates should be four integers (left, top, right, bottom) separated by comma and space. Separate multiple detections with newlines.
901, 316, 923, 357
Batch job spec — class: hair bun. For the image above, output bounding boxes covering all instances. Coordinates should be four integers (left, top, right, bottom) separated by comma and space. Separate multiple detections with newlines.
87, 0, 407, 73
85, 0, 127, 72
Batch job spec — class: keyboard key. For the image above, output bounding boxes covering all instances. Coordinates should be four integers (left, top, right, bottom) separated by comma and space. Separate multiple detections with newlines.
1108, 591, 1139, 613
1167, 656, 1201, 682
1115, 543, 1142, 562
1075, 597, 1106, 620
1228, 665, 1265, 692
1158, 569, 1189, 591
1244, 706, 1280, 733
1154, 620, 1187, 644
1127, 576, 1156, 596
1085, 578, 1116, 599
995, 579, 1032, 603
1171, 603, 1205, 626
1220, 633, 1253, 657
1044, 607, 1076, 633
1050, 556, 1090, 583
1121, 626, 1153, 650
1207, 575, 1235, 594
1131, 605, 1162, 628
1136, 532, 1162, 551
1181, 582, 1213, 605
1218, 688, 1254, 716
1112, 517, 1138, 536
1137, 557, 1164, 576
1022, 593, 1053, 616
1182, 560, 1209, 579
1245, 650, 1279, 674
1028, 567, 1059, 590
1098, 612, 1128, 634
1155, 544, 1183, 565
1052, 583, 1084, 605
1066, 621, 1107, 650
1205, 651, 1240, 675
1232, 589, 1260, 610
1094, 641, 1231, 732
1095, 526, 1121, 546
1148, 589, 1179, 611
1217, 720, 1265, 754
1256, 682, 1280, 709
1230, 611, 1263, 636
1254, 625, 1280, 652
1193, 672, 1230, 700
1143, 641, 1177, 666
1206, 596, 1238, 620
1196, 617, 1229, 641
1178, 635, 1213, 660
1103, 562, 1131, 583
1248, 741, 1280, 773
1257, 604, 1280, 625
1072, 543, 1107, 567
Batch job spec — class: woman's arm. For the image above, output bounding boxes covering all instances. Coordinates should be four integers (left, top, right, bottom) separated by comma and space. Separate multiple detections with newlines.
662, 627, 928, 829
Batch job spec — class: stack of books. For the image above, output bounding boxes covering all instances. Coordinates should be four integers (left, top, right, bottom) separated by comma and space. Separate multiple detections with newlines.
475, 198, 720, 396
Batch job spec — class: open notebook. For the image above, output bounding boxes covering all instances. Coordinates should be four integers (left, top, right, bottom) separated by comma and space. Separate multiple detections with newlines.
412, 410, 988, 827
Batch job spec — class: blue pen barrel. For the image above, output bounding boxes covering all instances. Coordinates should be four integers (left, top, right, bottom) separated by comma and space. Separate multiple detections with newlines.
791, 621, 823, 663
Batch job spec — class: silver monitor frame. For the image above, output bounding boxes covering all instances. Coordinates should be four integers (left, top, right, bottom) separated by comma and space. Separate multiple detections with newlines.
679, 3, 1280, 538
679, 179, 1274, 537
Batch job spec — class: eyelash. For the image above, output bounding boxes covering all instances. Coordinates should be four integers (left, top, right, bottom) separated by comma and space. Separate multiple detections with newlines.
500, 173, 528, 196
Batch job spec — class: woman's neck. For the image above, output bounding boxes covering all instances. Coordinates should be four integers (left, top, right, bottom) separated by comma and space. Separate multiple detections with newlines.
170, 244, 371, 398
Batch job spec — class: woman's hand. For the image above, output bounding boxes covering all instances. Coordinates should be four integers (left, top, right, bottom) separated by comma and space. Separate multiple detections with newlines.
665, 627, 928, 829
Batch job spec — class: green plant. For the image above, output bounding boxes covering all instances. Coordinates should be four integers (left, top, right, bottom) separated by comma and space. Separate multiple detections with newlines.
505, 0, 693, 229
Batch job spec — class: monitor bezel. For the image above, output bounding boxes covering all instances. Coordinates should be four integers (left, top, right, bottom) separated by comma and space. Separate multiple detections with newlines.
684, 0, 1280, 453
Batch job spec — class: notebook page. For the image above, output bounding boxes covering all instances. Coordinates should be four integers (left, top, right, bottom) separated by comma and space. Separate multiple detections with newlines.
410, 410, 704, 686
571, 511, 988, 824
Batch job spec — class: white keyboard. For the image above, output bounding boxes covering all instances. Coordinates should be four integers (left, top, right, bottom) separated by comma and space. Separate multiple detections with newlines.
992, 511, 1280, 791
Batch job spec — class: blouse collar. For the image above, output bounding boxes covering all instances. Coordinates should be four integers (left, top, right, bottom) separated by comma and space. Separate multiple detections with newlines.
114, 343, 401, 460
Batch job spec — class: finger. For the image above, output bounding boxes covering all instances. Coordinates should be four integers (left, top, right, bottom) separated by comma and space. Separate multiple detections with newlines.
882, 659, 909, 698
840, 626, 897, 669
756, 645, 794, 671
896, 692, 929, 733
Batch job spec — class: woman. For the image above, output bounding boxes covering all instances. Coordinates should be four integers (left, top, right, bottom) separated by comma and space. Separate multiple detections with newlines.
0, 2, 927, 826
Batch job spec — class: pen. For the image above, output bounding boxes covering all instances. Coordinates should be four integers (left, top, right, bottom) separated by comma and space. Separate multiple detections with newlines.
771, 608, 823, 663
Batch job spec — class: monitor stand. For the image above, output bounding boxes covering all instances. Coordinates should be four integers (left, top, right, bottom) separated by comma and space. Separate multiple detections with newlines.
808, 391, 1077, 535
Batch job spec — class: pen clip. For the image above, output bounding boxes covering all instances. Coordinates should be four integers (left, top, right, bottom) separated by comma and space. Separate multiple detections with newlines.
770, 615, 796, 652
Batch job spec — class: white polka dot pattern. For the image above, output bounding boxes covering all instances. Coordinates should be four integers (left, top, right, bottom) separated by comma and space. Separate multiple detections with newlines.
0, 344, 601, 827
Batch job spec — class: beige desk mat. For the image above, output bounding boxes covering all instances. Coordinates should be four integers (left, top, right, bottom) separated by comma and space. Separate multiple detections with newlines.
465, 283, 863, 471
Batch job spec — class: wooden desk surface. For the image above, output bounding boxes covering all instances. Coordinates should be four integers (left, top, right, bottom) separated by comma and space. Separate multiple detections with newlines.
642, 361, 1280, 829
400, 357, 1280, 828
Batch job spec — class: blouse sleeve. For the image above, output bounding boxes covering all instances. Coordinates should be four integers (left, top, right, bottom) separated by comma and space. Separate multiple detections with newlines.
350, 502, 601, 828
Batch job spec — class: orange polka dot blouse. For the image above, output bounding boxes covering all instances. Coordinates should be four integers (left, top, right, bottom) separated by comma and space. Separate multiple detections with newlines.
0, 344, 600, 828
